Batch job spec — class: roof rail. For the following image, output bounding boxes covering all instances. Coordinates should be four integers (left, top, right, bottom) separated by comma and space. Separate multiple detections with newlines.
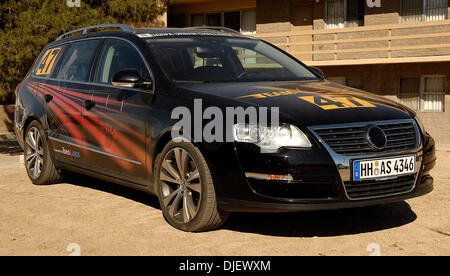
56, 24, 135, 41
186, 26, 241, 35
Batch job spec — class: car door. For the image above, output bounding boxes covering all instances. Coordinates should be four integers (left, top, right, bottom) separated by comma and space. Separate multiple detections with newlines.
42, 40, 100, 167
82, 38, 152, 185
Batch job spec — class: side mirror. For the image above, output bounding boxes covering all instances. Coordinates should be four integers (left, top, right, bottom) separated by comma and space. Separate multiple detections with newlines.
309, 66, 325, 79
112, 69, 152, 90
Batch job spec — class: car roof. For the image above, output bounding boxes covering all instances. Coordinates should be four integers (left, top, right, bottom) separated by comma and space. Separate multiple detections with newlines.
43, 25, 256, 50
136, 27, 240, 35
135, 27, 255, 40
44, 24, 257, 49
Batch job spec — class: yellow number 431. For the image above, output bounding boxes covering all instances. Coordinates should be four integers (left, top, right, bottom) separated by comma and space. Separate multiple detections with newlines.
36, 48, 61, 76
298, 95, 375, 110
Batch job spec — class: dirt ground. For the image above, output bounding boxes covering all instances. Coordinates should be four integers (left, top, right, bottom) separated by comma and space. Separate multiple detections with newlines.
0, 137, 449, 256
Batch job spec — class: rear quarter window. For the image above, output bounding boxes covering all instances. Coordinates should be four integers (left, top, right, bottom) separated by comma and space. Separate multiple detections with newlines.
33, 46, 65, 77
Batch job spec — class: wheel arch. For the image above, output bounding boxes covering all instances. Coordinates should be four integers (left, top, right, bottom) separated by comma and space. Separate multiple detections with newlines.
152, 130, 172, 168
22, 115, 42, 140
151, 128, 210, 172
22, 114, 58, 169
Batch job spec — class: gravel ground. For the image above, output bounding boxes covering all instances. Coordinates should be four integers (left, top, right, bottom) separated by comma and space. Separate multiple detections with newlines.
0, 137, 448, 256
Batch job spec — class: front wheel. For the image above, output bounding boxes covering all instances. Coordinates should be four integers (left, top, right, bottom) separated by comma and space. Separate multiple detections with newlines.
154, 141, 229, 232
24, 121, 63, 185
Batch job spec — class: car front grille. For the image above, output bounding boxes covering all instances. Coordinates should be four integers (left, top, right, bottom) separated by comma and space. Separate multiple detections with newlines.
313, 121, 418, 156
344, 175, 416, 200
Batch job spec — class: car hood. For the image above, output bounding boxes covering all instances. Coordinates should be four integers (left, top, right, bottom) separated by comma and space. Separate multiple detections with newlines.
175, 80, 413, 126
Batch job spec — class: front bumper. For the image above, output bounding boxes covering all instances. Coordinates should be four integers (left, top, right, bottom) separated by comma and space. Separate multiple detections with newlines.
208, 121, 436, 213
217, 174, 433, 212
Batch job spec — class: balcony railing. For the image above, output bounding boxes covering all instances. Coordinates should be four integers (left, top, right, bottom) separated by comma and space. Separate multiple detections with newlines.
255, 19, 450, 66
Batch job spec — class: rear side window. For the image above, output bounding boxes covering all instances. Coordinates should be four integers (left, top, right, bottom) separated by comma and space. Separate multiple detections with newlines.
56, 40, 100, 82
34, 46, 64, 77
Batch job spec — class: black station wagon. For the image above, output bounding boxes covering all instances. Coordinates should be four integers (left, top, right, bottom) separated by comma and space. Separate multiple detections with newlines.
14, 24, 436, 232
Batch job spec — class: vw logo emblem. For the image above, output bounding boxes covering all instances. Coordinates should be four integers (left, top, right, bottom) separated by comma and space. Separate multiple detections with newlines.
366, 125, 387, 150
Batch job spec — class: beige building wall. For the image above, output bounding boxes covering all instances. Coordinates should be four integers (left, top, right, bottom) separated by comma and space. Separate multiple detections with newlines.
310, 0, 450, 61
320, 62, 450, 148
257, 0, 314, 60
364, 0, 400, 25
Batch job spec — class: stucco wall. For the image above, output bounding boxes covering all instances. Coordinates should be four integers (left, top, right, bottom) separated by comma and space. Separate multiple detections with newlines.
320, 62, 450, 147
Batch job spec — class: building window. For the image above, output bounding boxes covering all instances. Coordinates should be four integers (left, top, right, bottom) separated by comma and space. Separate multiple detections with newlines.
328, 77, 346, 84
206, 13, 221, 26
346, 77, 364, 90
423, 76, 446, 111
399, 77, 421, 110
191, 14, 204, 26
326, 0, 345, 29
224, 11, 241, 32
326, 0, 365, 29
242, 10, 257, 34
400, 0, 449, 23
346, 0, 365, 27
189, 9, 256, 34
168, 14, 187, 28
399, 76, 446, 112
328, 77, 364, 90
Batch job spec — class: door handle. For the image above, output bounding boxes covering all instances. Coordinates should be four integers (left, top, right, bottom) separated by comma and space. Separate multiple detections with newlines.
83, 100, 96, 110
44, 94, 53, 103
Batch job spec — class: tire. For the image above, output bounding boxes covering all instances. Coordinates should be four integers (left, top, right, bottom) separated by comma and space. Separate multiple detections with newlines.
154, 140, 229, 232
24, 121, 63, 185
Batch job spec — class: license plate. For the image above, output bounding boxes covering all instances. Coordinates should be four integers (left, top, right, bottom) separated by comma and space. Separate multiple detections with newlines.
353, 156, 416, 181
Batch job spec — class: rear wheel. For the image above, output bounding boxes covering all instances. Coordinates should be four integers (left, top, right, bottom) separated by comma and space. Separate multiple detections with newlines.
154, 141, 229, 232
24, 121, 63, 185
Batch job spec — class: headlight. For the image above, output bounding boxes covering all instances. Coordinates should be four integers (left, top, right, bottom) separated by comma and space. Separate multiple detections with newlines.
233, 124, 312, 151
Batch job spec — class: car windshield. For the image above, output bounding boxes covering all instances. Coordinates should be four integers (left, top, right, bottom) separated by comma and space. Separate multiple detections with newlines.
145, 36, 318, 83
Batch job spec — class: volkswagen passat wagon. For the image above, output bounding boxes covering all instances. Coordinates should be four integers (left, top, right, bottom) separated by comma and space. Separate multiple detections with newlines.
14, 24, 436, 232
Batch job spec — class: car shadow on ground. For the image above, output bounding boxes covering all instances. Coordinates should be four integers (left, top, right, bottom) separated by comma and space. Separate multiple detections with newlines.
223, 202, 417, 237
0, 135, 22, 156
64, 173, 161, 210
59, 174, 417, 237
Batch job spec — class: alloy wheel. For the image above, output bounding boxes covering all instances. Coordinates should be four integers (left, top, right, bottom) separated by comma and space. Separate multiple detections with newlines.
25, 127, 44, 179
159, 147, 202, 223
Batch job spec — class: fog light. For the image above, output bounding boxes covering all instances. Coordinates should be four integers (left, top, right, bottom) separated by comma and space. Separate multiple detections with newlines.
245, 172, 293, 181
